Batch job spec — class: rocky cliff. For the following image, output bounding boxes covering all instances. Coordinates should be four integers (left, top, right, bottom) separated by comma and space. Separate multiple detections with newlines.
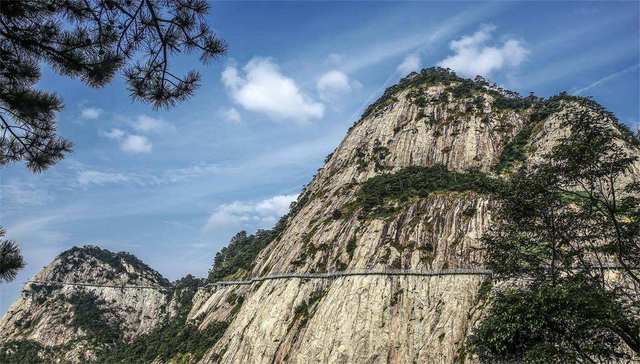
1, 68, 638, 363
0, 246, 172, 362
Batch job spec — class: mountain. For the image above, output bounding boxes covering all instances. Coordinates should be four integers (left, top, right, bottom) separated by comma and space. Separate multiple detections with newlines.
1, 68, 638, 363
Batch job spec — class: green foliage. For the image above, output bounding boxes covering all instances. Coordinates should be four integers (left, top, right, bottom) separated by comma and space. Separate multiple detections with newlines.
361, 67, 461, 119
372, 140, 390, 172
98, 275, 229, 363
450, 79, 476, 99
292, 290, 326, 327
0, 229, 24, 282
474, 102, 640, 361
346, 236, 357, 260
0, 0, 226, 172
414, 95, 427, 107
67, 291, 121, 344
354, 145, 369, 171
58, 246, 170, 286
468, 280, 636, 363
0, 340, 50, 364
359, 67, 546, 130
494, 121, 541, 174
324, 151, 334, 163
356, 165, 497, 217
100, 320, 228, 363
207, 230, 278, 281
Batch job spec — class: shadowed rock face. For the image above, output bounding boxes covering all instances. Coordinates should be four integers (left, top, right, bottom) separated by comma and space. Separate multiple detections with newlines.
2, 69, 637, 363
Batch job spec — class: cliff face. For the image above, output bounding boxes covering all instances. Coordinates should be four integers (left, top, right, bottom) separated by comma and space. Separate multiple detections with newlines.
190, 72, 638, 363
188, 72, 526, 364
0, 246, 173, 362
1, 69, 637, 364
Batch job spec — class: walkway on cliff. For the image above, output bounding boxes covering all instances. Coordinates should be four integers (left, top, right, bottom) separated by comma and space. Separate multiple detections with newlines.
24, 263, 633, 291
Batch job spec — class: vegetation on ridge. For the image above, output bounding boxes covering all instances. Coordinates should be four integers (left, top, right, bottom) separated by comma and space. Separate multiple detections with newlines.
355, 165, 497, 218
360, 67, 541, 121
207, 229, 279, 281
57, 246, 170, 286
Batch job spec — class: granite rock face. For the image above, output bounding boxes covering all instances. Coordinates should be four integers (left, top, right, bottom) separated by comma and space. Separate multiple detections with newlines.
2, 70, 637, 363
189, 75, 518, 364
0, 246, 173, 362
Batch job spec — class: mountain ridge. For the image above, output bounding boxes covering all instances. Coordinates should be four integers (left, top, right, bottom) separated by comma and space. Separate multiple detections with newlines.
2, 67, 638, 363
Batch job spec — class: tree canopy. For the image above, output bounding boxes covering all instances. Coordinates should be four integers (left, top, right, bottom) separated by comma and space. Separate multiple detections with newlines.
0, 229, 25, 282
0, 0, 226, 172
469, 100, 640, 362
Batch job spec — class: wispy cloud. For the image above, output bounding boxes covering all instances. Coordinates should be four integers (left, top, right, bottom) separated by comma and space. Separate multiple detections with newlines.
121, 135, 152, 153
572, 64, 640, 95
131, 115, 174, 133
222, 58, 324, 122
73, 163, 221, 188
339, 3, 505, 74
203, 193, 298, 232
1, 181, 51, 207
523, 39, 637, 88
316, 69, 360, 101
80, 107, 102, 120
77, 170, 131, 186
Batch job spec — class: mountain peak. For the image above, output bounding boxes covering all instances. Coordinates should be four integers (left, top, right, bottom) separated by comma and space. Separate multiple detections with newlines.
37, 245, 171, 288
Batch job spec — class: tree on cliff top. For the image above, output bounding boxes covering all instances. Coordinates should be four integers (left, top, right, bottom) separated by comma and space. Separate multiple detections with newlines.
0, 0, 226, 281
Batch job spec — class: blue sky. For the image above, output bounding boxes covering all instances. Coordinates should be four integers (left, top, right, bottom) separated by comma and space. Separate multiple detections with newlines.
1, 1, 638, 313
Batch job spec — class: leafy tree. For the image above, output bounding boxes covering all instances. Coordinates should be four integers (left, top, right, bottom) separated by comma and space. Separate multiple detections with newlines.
0, 0, 226, 280
0, 229, 25, 282
470, 100, 640, 361
469, 280, 635, 363
208, 229, 278, 281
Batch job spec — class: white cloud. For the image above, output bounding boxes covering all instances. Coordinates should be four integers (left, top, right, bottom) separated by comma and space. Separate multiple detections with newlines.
132, 115, 174, 133
121, 134, 152, 153
101, 128, 152, 153
223, 108, 242, 123
221, 58, 324, 122
316, 70, 355, 100
2, 182, 50, 207
80, 107, 102, 120
203, 193, 298, 232
77, 170, 130, 186
397, 53, 422, 75
438, 24, 529, 78
255, 194, 298, 217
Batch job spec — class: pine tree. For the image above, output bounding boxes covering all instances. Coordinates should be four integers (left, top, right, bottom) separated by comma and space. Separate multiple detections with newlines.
0, 0, 226, 281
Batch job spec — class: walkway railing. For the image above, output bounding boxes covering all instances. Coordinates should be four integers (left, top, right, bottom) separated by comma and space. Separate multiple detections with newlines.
206, 268, 493, 288
26, 280, 169, 290
24, 263, 634, 291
